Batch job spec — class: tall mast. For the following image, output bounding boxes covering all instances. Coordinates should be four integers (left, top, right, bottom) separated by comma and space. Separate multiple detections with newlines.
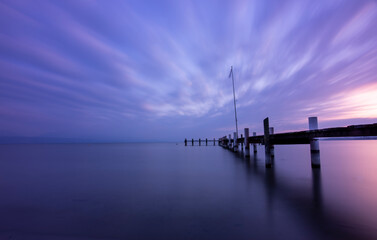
230, 66, 239, 138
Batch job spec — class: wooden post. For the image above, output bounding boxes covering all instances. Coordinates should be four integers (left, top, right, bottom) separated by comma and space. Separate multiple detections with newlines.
185, 138, 187, 146
214, 138, 216, 146
309, 117, 320, 168
192, 138, 194, 146
244, 128, 250, 157
264, 118, 272, 168
253, 132, 257, 153
240, 134, 244, 151
233, 132, 238, 152
199, 138, 201, 146
269, 127, 274, 158
206, 138, 208, 146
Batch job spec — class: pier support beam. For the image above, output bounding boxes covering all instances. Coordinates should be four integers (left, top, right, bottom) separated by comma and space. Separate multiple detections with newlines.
244, 128, 250, 157
309, 117, 320, 168
192, 138, 194, 146
233, 132, 238, 152
269, 127, 275, 158
199, 138, 201, 146
264, 118, 272, 168
253, 132, 257, 153
206, 138, 208, 146
240, 134, 244, 151
185, 138, 187, 146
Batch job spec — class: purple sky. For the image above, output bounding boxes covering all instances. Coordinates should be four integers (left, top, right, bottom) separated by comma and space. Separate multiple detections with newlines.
0, 0, 377, 142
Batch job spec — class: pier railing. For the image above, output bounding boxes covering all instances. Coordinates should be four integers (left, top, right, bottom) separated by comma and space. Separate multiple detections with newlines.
185, 117, 377, 168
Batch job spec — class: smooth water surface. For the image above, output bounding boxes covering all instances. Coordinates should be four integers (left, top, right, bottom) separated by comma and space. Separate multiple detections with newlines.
0, 141, 376, 239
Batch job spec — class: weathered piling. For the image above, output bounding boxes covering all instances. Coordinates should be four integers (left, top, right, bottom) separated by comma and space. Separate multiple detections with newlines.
309, 117, 320, 168
221, 136, 228, 147
264, 118, 272, 168
185, 117, 376, 170
244, 128, 250, 157
253, 132, 257, 153
269, 127, 275, 158
240, 134, 244, 151
233, 132, 238, 152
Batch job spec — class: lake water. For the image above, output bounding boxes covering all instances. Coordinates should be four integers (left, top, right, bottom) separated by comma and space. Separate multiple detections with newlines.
0, 141, 376, 240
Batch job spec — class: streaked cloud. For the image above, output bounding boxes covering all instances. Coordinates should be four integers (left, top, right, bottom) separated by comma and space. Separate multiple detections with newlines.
0, 0, 376, 141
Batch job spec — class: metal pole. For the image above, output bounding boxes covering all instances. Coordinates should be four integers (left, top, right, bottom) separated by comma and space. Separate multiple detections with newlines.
230, 66, 239, 139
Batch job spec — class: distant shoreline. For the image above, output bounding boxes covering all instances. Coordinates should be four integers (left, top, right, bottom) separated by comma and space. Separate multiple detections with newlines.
0, 137, 376, 144
319, 136, 377, 141
0, 137, 178, 144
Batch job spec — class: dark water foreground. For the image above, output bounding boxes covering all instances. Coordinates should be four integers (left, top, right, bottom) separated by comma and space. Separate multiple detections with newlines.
0, 141, 376, 240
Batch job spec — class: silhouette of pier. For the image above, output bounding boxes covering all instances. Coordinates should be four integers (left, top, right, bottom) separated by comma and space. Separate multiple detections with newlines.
185, 117, 377, 168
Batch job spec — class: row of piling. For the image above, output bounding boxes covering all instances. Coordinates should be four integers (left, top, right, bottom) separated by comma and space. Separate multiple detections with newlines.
185, 116, 377, 169
184, 138, 217, 146
218, 117, 321, 168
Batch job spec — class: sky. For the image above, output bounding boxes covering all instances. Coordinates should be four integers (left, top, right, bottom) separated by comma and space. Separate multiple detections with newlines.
0, 0, 377, 142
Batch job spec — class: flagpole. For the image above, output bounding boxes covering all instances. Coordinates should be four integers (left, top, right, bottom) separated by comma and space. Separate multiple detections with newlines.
230, 66, 239, 138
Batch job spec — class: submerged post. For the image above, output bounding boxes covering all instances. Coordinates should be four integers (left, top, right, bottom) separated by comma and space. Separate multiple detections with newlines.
264, 118, 272, 168
269, 127, 275, 158
185, 138, 187, 146
244, 128, 250, 157
206, 138, 208, 146
192, 138, 194, 146
233, 132, 238, 152
253, 132, 257, 153
309, 117, 320, 168
199, 138, 201, 146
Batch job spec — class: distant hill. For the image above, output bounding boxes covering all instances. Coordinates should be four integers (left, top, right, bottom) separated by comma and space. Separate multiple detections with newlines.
320, 136, 377, 141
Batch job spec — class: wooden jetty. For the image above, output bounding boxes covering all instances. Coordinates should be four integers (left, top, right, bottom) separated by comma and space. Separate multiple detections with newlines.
185, 117, 377, 168
184, 138, 218, 146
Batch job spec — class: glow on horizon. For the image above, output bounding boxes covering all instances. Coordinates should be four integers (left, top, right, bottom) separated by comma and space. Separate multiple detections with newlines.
328, 83, 377, 120
0, 0, 376, 141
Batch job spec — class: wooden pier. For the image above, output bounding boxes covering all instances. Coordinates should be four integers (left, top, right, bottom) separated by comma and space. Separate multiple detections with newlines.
185, 117, 377, 168
184, 138, 218, 146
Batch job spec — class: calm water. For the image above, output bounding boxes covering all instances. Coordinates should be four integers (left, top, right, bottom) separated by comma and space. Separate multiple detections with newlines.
0, 141, 376, 240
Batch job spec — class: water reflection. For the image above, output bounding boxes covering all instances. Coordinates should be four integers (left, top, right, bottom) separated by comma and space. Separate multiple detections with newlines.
312, 168, 322, 209
0, 142, 376, 240
232, 145, 371, 240
244, 148, 250, 158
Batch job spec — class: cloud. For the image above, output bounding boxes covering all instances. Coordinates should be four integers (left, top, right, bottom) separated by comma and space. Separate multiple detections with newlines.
0, 0, 376, 140
332, 1, 377, 46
